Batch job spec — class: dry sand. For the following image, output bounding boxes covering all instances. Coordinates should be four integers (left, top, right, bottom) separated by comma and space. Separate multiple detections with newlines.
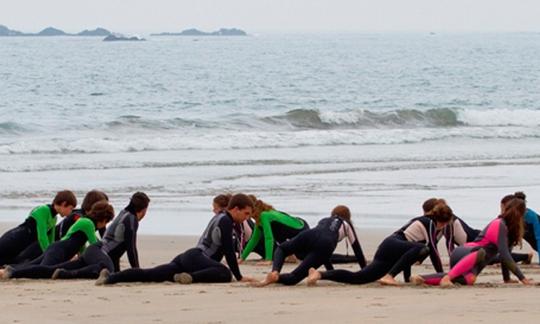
1, 224, 540, 324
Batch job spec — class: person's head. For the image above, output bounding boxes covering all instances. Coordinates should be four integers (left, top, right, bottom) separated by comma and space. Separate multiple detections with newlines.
500, 198, 526, 246
127, 192, 150, 221
422, 198, 438, 215
514, 191, 526, 202
87, 200, 115, 229
425, 200, 453, 229
212, 194, 232, 214
500, 194, 515, 214
331, 205, 351, 222
52, 190, 77, 217
252, 198, 274, 223
81, 190, 109, 214
227, 193, 254, 224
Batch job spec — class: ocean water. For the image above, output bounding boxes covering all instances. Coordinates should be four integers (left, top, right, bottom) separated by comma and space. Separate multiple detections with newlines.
1, 33, 540, 234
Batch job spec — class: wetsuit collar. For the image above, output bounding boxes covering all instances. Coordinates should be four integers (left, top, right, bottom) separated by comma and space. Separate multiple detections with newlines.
48, 204, 58, 216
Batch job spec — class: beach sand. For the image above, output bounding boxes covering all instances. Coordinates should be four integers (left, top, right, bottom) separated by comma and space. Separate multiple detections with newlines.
1, 224, 540, 324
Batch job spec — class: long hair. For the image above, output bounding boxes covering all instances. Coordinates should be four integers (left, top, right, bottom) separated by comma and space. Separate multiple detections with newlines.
425, 199, 453, 224
500, 198, 525, 247
252, 199, 274, 223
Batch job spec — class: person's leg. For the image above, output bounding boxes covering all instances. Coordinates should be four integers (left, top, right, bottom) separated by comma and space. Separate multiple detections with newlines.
385, 243, 429, 283
105, 260, 182, 284
60, 246, 115, 279
278, 251, 328, 285
0, 227, 34, 266
174, 249, 231, 283
12, 242, 43, 265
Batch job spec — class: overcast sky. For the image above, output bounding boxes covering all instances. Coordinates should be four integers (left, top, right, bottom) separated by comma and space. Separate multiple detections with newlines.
1, 0, 540, 34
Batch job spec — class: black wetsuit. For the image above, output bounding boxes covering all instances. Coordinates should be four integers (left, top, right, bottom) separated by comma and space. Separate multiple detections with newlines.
104, 211, 242, 284
10, 218, 99, 279
43, 208, 141, 280
272, 216, 366, 285
0, 205, 57, 266
11, 209, 90, 264
319, 216, 442, 285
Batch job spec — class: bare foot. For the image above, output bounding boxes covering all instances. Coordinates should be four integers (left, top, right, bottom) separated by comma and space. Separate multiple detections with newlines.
440, 275, 454, 288
307, 268, 321, 286
378, 274, 400, 286
410, 275, 425, 285
252, 271, 279, 287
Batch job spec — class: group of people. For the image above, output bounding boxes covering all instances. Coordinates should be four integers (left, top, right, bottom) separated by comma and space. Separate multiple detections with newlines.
0, 189, 538, 288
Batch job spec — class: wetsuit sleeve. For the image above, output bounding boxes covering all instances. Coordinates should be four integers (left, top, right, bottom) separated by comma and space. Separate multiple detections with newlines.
443, 224, 454, 255
241, 225, 262, 260
218, 217, 242, 281
29, 205, 54, 252
344, 221, 367, 268
526, 209, 540, 263
324, 261, 334, 270
124, 215, 140, 268
428, 224, 444, 273
261, 213, 276, 261
497, 222, 525, 281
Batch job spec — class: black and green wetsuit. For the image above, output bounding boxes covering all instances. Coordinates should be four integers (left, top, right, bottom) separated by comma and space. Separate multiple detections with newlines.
241, 210, 308, 261
0, 204, 57, 266
10, 217, 99, 279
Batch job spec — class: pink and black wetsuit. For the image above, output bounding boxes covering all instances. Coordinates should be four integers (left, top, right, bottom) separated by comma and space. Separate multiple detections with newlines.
422, 218, 525, 285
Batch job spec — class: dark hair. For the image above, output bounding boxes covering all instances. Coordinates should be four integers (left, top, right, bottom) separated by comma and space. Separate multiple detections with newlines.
500, 194, 515, 206
81, 190, 109, 213
425, 200, 453, 224
52, 190, 77, 208
213, 194, 232, 209
127, 192, 150, 213
514, 191, 526, 201
500, 198, 525, 246
227, 193, 254, 211
332, 205, 351, 222
87, 200, 115, 223
422, 198, 438, 214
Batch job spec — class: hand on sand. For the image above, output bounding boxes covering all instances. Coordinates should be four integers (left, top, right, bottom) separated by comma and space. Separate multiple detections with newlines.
255, 260, 272, 266
237, 258, 244, 264
521, 278, 533, 285
307, 268, 321, 286
378, 274, 400, 286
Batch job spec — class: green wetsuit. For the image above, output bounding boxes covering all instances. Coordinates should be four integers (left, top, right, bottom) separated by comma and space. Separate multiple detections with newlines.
61, 217, 98, 253
28, 205, 57, 252
241, 210, 306, 261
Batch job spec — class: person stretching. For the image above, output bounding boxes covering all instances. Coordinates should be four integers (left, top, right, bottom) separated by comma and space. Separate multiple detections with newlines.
50, 192, 150, 280
1, 201, 114, 279
411, 198, 532, 287
0, 190, 76, 266
256, 205, 366, 286
240, 196, 309, 264
307, 200, 453, 286
95, 193, 255, 285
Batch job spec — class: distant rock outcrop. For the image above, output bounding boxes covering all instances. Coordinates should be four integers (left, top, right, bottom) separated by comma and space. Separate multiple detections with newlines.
151, 28, 247, 36
0, 25, 24, 36
77, 28, 112, 36
37, 27, 68, 36
103, 34, 145, 42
